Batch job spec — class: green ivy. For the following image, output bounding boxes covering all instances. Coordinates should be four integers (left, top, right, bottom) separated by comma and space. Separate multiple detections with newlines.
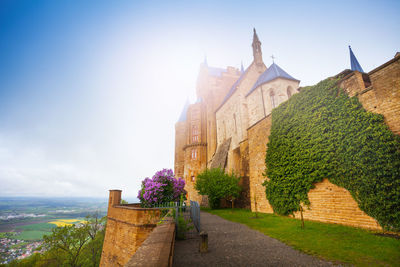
263, 79, 400, 231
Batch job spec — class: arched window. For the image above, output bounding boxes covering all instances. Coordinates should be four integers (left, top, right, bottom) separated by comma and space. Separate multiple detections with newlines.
192, 125, 198, 142
270, 90, 276, 108
191, 149, 198, 160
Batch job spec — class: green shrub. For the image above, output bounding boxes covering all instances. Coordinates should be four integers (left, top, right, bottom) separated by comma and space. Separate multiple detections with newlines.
264, 79, 400, 231
195, 168, 241, 209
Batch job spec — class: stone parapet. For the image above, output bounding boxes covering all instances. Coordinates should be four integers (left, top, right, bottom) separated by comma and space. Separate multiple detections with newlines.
100, 190, 161, 267
125, 217, 176, 267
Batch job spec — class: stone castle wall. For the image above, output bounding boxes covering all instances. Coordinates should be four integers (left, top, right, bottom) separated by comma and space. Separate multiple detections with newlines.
293, 179, 381, 230
178, 64, 241, 206
175, 49, 399, 231
340, 55, 400, 135
245, 55, 399, 230
174, 121, 186, 178
100, 190, 160, 267
247, 115, 273, 213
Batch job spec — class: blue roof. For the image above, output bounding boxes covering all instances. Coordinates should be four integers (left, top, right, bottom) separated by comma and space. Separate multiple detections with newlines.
177, 100, 190, 122
216, 65, 250, 111
246, 63, 299, 96
349, 46, 364, 72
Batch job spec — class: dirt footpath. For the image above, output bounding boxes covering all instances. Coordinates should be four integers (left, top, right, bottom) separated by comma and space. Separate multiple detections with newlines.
173, 211, 335, 267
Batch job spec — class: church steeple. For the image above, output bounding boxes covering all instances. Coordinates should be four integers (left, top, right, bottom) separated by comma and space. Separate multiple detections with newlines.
252, 28, 263, 65
349, 46, 364, 72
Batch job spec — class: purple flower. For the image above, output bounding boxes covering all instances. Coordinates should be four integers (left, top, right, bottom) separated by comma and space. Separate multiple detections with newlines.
137, 169, 186, 207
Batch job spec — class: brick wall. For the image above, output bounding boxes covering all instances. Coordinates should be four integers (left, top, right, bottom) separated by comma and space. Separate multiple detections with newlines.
293, 179, 381, 230
339, 55, 400, 135
247, 116, 383, 230
247, 116, 274, 213
100, 190, 161, 267
246, 55, 400, 230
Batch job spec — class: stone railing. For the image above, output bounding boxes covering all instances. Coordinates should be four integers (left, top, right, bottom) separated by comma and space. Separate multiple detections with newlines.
125, 216, 176, 267
100, 190, 162, 267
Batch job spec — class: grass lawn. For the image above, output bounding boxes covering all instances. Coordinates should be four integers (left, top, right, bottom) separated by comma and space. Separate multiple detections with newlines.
14, 230, 51, 241
16, 222, 56, 232
203, 208, 400, 266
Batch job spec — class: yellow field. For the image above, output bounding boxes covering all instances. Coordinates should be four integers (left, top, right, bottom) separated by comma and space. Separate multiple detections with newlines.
48, 219, 86, 227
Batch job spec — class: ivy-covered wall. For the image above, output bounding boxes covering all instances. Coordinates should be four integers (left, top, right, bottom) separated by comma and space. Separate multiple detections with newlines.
264, 79, 400, 231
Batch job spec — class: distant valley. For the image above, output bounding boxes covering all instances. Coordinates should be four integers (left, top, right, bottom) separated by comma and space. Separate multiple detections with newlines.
0, 197, 111, 264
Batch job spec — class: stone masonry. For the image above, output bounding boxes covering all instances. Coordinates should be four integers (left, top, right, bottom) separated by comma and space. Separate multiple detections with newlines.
100, 190, 161, 267
174, 29, 399, 230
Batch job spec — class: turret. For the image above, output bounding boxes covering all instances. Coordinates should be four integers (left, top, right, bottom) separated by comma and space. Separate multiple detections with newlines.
349, 45, 364, 72
108, 189, 122, 209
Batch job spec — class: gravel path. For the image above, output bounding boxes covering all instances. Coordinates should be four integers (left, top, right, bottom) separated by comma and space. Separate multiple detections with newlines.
173, 211, 335, 267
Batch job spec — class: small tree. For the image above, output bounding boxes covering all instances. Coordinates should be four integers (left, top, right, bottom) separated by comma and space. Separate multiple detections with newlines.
43, 224, 90, 267
195, 168, 241, 209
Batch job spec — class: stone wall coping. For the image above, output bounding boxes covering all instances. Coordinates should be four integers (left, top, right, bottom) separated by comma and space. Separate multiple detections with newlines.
183, 142, 208, 150
113, 204, 161, 211
125, 217, 176, 267
247, 114, 271, 131
368, 54, 400, 75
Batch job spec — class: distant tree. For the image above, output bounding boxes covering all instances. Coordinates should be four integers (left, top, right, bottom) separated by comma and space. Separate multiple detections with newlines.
43, 224, 89, 267
120, 199, 129, 204
195, 168, 241, 209
79, 213, 106, 267
8, 213, 106, 267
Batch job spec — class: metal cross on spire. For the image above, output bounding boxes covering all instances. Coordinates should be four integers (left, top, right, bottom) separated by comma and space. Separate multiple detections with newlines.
271, 55, 275, 63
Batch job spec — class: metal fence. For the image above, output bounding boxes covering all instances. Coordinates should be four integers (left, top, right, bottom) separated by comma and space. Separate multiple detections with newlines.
153, 201, 200, 239
190, 200, 200, 232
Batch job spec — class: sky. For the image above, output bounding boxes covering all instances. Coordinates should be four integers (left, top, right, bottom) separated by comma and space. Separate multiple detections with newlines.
0, 0, 399, 198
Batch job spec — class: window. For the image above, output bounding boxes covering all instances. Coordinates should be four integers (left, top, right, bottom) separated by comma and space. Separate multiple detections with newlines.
191, 149, 198, 160
191, 176, 195, 182
192, 125, 199, 142
270, 90, 276, 108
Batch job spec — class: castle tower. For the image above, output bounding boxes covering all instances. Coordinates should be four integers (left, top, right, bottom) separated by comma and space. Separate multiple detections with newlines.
181, 100, 208, 204
252, 28, 263, 66
174, 100, 190, 178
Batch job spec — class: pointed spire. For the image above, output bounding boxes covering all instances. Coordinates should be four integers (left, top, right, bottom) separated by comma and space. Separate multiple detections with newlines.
177, 99, 190, 122
253, 28, 260, 44
204, 55, 208, 66
241, 61, 244, 73
252, 28, 263, 65
349, 46, 364, 72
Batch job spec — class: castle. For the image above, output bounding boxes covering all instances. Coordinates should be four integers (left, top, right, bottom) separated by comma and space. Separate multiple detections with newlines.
174, 29, 400, 230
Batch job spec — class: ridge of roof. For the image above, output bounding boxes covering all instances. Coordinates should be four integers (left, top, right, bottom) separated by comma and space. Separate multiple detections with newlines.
246, 63, 299, 97
177, 99, 190, 122
215, 64, 251, 112
207, 66, 227, 77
